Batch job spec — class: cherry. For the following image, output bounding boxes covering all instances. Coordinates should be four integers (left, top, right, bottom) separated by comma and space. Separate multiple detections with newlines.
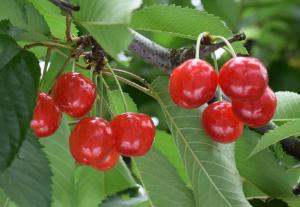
232, 87, 277, 128
111, 112, 155, 156
169, 59, 218, 109
219, 57, 268, 101
202, 101, 244, 143
52, 72, 96, 118
31, 92, 61, 138
92, 148, 119, 171
69, 117, 115, 165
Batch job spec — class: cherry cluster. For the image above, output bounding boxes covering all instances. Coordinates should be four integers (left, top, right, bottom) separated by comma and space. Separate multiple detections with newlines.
169, 57, 277, 143
31, 72, 155, 171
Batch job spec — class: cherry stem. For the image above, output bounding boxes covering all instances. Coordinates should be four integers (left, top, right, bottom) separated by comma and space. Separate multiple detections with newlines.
108, 68, 150, 87
213, 36, 237, 58
40, 48, 52, 89
71, 60, 75, 73
24, 42, 72, 50
211, 52, 223, 101
195, 32, 208, 59
104, 62, 129, 112
66, 15, 72, 42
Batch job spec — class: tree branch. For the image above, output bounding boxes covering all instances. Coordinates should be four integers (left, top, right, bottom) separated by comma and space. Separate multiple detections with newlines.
128, 31, 246, 73
49, 0, 80, 14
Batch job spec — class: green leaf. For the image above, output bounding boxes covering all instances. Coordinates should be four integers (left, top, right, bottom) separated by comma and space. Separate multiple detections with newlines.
249, 119, 300, 157
0, 35, 40, 172
0, 130, 52, 207
154, 130, 189, 184
40, 117, 137, 207
236, 129, 296, 200
133, 147, 196, 207
0, 188, 17, 207
0, 0, 50, 41
150, 76, 251, 207
130, 5, 247, 54
28, 0, 78, 39
107, 90, 138, 115
0, 20, 24, 39
274, 92, 300, 121
101, 193, 149, 207
201, 0, 241, 30
72, 0, 142, 60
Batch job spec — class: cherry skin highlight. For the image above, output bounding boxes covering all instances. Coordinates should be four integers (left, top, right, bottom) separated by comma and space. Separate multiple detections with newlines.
169, 59, 218, 109
52, 72, 96, 118
232, 87, 277, 128
31, 92, 62, 138
111, 113, 155, 156
219, 57, 268, 101
92, 148, 119, 171
69, 117, 115, 165
202, 101, 244, 143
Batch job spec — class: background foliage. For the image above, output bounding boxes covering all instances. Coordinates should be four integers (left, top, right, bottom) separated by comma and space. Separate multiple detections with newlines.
0, 0, 299, 207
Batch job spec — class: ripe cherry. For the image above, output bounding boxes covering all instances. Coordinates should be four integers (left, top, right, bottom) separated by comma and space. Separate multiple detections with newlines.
111, 113, 155, 156
232, 87, 277, 128
31, 92, 61, 138
92, 148, 119, 171
52, 72, 96, 118
169, 59, 218, 109
219, 57, 268, 101
202, 101, 244, 143
69, 117, 115, 165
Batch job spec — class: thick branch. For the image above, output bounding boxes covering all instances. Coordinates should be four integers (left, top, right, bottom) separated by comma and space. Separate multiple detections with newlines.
128, 31, 246, 73
49, 0, 80, 13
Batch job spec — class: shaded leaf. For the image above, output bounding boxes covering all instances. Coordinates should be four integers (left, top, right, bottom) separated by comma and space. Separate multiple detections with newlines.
0, 20, 25, 39
150, 76, 250, 207
154, 130, 189, 184
134, 148, 196, 207
0, 35, 40, 172
0, 130, 52, 207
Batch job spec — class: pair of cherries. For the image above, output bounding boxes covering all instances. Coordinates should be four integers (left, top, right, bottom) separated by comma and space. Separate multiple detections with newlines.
70, 113, 155, 170
31, 72, 97, 137
31, 72, 155, 171
169, 57, 277, 143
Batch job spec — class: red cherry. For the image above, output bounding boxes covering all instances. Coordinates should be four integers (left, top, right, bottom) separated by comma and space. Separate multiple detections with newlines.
31, 92, 61, 138
202, 101, 244, 143
111, 113, 155, 156
69, 117, 115, 165
169, 59, 218, 109
232, 87, 277, 128
92, 148, 119, 171
52, 72, 96, 118
219, 57, 268, 101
